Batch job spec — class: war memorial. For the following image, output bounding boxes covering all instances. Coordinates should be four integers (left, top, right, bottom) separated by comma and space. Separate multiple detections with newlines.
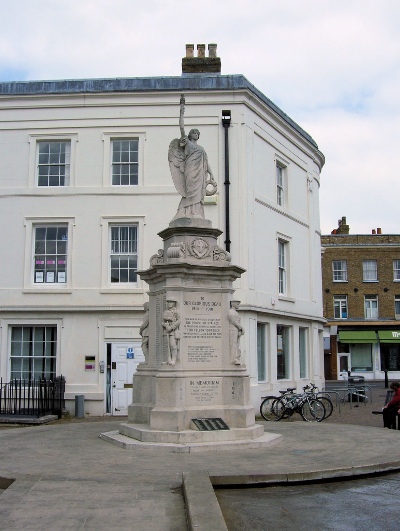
102, 96, 280, 451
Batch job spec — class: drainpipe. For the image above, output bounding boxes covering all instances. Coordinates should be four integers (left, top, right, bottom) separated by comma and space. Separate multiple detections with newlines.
222, 110, 231, 252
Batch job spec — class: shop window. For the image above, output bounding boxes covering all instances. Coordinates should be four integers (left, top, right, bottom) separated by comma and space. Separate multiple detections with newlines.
380, 344, 400, 371
299, 327, 308, 378
351, 344, 372, 371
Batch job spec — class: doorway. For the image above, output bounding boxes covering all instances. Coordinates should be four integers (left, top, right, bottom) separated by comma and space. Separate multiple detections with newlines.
105, 342, 144, 415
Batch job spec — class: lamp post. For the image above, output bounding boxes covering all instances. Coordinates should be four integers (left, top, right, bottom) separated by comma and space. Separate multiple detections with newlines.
222, 110, 231, 252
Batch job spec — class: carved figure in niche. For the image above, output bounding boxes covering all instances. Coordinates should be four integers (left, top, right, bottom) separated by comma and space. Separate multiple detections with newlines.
168, 94, 217, 220
139, 302, 149, 363
228, 300, 244, 365
162, 299, 181, 365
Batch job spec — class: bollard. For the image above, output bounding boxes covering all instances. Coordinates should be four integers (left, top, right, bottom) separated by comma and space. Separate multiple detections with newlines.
75, 395, 85, 419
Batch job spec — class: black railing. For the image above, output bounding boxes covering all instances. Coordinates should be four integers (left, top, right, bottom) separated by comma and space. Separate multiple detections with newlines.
0, 376, 65, 418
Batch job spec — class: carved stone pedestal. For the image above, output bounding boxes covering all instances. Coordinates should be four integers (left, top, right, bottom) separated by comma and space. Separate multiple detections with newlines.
102, 219, 280, 451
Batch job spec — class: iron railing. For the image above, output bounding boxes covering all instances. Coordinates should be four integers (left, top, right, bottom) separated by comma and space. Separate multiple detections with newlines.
0, 376, 65, 418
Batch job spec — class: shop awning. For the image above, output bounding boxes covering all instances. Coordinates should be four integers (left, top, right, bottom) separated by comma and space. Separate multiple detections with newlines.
338, 331, 377, 344
378, 330, 400, 343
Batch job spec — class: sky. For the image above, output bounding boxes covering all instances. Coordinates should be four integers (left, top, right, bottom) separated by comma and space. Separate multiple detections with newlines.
0, 0, 399, 235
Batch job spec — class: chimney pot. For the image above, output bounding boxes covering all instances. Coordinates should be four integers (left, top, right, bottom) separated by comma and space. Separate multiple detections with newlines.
208, 43, 217, 57
185, 44, 194, 58
372, 229, 376, 234
197, 44, 206, 58
377, 227, 382, 234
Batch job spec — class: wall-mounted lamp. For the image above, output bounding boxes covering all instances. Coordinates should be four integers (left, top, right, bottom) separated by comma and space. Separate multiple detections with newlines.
354, 288, 359, 293
325, 288, 330, 293
384, 287, 389, 292
222, 110, 231, 127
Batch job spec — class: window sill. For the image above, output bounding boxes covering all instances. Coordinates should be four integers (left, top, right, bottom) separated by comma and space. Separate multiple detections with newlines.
100, 287, 144, 294
362, 280, 378, 283
278, 295, 295, 303
23, 288, 73, 294
332, 280, 348, 283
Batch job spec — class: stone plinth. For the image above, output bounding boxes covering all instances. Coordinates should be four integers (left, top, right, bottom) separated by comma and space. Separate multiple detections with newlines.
107, 218, 274, 449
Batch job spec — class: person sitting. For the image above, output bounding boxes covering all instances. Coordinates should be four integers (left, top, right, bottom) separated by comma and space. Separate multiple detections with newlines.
383, 382, 400, 429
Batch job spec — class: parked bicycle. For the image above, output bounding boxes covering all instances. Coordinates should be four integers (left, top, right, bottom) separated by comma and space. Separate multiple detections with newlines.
260, 387, 326, 422
303, 383, 334, 419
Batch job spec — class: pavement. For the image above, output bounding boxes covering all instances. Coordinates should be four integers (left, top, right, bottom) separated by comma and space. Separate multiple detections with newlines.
0, 384, 399, 530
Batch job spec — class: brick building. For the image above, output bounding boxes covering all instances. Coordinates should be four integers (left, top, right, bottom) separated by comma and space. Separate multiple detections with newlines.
322, 217, 400, 381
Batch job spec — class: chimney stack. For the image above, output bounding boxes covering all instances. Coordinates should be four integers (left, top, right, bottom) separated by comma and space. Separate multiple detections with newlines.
335, 216, 350, 235
182, 43, 221, 74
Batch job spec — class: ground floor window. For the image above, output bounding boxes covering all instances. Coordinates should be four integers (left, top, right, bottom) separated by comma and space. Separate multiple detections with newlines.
257, 323, 267, 382
380, 344, 400, 371
10, 326, 57, 380
277, 325, 290, 379
299, 327, 308, 378
350, 344, 372, 371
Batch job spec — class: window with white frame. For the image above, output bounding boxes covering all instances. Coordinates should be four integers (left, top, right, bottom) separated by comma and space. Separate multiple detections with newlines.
363, 260, 377, 281
299, 327, 308, 378
364, 295, 378, 319
278, 239, 287, 295
110, 225, 138, 283
111, 139, 139, 185
37, 141, 71, 186
394, 260, 400, 281
334, 295, 348, 319
395, 296, 400, 316
10, 326, 57, 380
277, 325, 290, 379
34, 225, 68, 284
276, 163, 285, 206
332, 260, 347, 282
257, 323, 267, 382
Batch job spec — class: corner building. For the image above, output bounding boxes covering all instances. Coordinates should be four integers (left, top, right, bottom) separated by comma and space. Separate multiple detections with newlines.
322, 217, 400, 381
0, 46, 325, 415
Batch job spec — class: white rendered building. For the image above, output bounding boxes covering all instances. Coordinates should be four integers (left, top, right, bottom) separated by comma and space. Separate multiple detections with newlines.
0, 46, 325, 415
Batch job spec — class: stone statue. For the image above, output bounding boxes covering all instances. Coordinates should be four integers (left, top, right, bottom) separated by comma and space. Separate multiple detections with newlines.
162, 299, 181, 365
139, 302, 149, 362
168, 94, 217, 220
228, 300, 244, 365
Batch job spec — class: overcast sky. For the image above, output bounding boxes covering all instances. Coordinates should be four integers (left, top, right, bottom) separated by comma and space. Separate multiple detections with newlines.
0, 0, 398, 235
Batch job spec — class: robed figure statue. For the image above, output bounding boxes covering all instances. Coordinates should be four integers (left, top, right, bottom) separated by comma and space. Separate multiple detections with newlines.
168, 94, 217, 220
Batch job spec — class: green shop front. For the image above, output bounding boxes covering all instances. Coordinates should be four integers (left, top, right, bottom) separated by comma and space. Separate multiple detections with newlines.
336, 329, 400, 380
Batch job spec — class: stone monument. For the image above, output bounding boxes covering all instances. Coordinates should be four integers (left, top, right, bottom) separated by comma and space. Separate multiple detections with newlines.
102, 96, 280, 451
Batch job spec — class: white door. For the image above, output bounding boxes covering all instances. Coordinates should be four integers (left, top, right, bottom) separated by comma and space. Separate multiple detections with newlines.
111, 342, 144, 416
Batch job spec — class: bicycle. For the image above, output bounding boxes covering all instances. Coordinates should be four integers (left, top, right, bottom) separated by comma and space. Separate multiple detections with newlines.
260, 387, 326, 422
303, 383, 334, 419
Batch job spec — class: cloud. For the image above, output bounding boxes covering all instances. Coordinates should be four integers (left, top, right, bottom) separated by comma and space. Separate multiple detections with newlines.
0, 0, 400, 234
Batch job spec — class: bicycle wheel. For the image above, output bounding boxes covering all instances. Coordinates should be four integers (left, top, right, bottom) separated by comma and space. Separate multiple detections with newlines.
316, 396, 334, 419
260, 396, 285, 421
301, 398, 325, 422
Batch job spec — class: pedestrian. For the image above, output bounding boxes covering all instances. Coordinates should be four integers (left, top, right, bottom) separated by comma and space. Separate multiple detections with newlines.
382, 382, 400, 428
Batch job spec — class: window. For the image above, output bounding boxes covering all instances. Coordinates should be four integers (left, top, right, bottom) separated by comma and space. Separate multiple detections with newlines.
110, 225, 138, 283
276, 164, 284, 206
334, 295, 348, 319
37, 141, 71, 186
34, 226, 68, 284
363, 260, 377, 281
364, 295, 378, 319
257, 323, 267, 382
277, 325, 290, 379
351, 344, 372, 372
10, 326, 57, 379
278, 240, 287, 295
395, 296, 400, 316
112, 139, 138, 185
299, 328, 308, 378
394, 260, 400, 281
332, 260, 347, 282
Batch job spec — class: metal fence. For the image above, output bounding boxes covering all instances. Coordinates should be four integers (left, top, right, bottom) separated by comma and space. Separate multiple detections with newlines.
0, 376, 65, 418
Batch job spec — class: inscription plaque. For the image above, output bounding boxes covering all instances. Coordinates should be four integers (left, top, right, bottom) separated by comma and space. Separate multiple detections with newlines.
188, 379, 222, 404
